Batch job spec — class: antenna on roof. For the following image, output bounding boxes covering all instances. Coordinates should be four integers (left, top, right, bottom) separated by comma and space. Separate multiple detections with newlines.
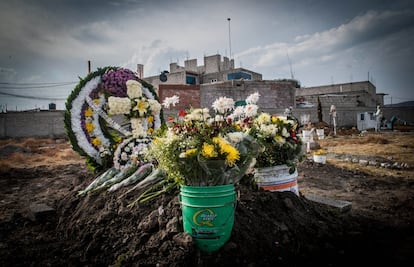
227, 18, 232, 59
286, 52, 294, 79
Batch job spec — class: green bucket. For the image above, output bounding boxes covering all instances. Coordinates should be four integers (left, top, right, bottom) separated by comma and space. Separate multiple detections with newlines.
179, 184, 237, 253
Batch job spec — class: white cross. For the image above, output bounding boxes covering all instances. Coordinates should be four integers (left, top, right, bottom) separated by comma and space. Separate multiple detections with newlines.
107, 80, 160, 138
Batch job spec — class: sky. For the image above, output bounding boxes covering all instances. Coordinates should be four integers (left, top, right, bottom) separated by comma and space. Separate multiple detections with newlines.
0, 0, 413, 111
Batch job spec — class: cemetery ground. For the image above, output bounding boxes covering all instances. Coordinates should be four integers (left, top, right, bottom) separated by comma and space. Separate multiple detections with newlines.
0, 130, 413, 266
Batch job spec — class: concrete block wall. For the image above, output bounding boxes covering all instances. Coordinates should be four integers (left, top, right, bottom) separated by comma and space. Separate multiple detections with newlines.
292, 107, 375, 128
184, 59, 198, 72
296, 81, 378, 108
204, 54, 221, 74
0, 111, 66, 138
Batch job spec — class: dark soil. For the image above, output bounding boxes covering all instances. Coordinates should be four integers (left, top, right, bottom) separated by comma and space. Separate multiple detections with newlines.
1, 152, 414, 266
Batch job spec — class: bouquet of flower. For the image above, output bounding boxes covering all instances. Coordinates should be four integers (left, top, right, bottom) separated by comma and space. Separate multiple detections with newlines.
147, 95, 261, 186
246, 112, 303, 172
313, 148, 328, 155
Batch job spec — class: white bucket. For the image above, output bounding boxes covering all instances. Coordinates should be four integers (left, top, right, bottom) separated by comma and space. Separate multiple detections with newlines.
254, 165, 299, 196
313, 154, 327, 164
316, 129, 324, 140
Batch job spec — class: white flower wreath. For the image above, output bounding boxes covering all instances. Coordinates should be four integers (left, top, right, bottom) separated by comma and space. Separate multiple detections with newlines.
65, 66, 163, 172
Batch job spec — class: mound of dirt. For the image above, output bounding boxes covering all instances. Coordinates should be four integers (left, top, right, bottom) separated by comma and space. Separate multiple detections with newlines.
1, 157, 413, 266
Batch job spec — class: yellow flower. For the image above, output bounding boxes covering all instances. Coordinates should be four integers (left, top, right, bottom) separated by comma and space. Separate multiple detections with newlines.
271, 116, 277, 123
85, 122, 94, 132
201, 143, 218, 158
185, 148, 198, 157
275, 135, 286, 144
147, 115, 154, 123
221, 143, 240, 166
93, 98, 100, 105
212, 136, 225, 146
84, 108, 93, 117
147, 127, 154, 134
92, 137, 101, 146
313, 149, 328, 155
133, 99, 149, 117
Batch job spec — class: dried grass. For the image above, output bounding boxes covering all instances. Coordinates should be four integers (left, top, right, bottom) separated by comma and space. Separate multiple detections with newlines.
318, 133, 414, 178
0, 138, 83, 168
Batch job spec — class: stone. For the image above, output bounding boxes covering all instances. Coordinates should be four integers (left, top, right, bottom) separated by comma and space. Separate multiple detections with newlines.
28, 203, 55, 222
304, 194, 352, 213
173, 232, 193, 248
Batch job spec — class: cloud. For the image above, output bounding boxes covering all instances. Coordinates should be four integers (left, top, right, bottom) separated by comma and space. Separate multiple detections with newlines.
0, 68, 17, 83
236, 9, 414, 79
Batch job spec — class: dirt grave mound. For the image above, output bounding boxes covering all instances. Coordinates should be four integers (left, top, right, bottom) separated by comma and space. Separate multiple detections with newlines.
1, 135, 414, 266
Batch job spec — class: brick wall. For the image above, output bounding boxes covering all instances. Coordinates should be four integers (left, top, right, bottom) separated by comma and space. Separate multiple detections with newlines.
200, 80, 296, 113
158, 84, 201, 116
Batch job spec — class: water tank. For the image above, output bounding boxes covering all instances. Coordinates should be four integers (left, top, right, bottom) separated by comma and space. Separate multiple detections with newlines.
49, 103, 56, 110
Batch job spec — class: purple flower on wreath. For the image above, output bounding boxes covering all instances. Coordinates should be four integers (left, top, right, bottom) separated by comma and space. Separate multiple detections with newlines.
101, 68, 137, 97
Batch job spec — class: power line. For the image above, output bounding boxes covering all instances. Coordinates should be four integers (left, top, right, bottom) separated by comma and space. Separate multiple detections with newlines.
0, 81, 77, 85
0, 91, 68, 100
0, 81, 77, 89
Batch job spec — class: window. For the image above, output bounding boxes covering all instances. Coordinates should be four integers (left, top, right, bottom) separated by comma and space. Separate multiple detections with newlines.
227, 72, 252, 80
186, 75, 196, 85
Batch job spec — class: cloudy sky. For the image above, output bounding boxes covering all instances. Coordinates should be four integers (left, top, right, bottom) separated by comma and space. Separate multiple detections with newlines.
0, 0, 413, 110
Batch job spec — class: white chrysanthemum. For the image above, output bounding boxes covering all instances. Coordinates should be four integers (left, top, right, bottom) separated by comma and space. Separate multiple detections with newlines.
260, 124, 278, 136
232, 106, 245, 119
246, 92, 260, 104
244, 104, 258, 117
256, 113, 271, 124
132, 124, 147, 138
162, 95, 180, 109
226, 132, 245, 144
186, 108, 210, 121
108, 96, 131, 115
121, 152, 128, 161
215, 114, 224, 122
126, 80, 142, 99
131, 118, 147, 138
148, 99, 162, 115
212, 96, 235, 114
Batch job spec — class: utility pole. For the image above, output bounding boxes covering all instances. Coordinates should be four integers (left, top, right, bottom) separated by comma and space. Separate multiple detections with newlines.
88, 60, 91, 74
227, 18, 232, 59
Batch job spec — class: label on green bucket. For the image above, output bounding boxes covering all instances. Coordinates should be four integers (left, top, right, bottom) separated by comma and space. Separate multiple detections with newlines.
193, 209, 218, 226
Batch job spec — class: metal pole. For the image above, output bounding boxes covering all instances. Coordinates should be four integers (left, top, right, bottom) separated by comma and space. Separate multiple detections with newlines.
227, 18, 232, 59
